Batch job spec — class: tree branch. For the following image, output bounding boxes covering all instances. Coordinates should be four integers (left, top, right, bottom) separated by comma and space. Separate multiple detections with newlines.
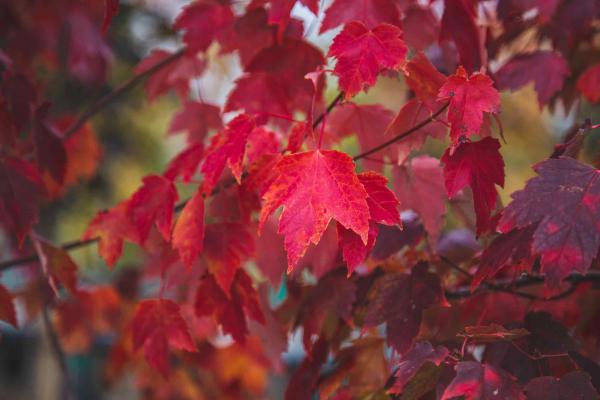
63, 48, 186, 139
42, 304, 76, 399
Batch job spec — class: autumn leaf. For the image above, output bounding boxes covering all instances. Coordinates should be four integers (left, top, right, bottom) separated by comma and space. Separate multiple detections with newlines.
438, 66, 500, 142
364, 263, 446, 352
329, 22, 407, 99
403, 52, 447, 105
259, 150, 370, 271
393, 155, 446, 245
163, 143, 204, 183
439, 0, 481, 73
389, 341, 448, 395
32, 236, 79, 295
168, 101, 222, 144
195, 270, 264, 344
173, 1, 234, 53
172, 188, 205, 269
499, 157, 600, 286
0, 156, 46, 246
319, 0, 400, 33
524, 371, 598, 400
32, 103, 67, 185
128, 175, 178, 242
131, 299, 195, 377
441, 362, 524, 400
496, 51, 570, 107
102, 0, 119, 32
577, 63, 600, 103
441, 138, 505, 235
201, 114, 257, 195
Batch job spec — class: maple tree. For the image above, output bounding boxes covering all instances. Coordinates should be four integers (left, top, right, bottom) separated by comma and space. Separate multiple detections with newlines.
1, 0, 600, 399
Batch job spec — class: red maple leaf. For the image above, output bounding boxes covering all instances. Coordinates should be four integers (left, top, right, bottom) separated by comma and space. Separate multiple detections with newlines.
393, 155, 446, 245
168, 101, 222, 144
439, 0, 482, 73
496, 51, 570, 107
363, 263, 446, 352
441, 138, 505, 235
403, 52, 447, 106
498, 157, 600, 287
195, 270, 265, 344
577, 63, 600, 103
319, 0, 400, 33
441, 362, 524, 400
438, 66, 500, 142
131, 299, 195, 377
135, 50, 205, 102
128, 175, 178, 243
329, 22, 407, 99
173, 1, 234, 53
200, 114, 257, 195
32, 236, 79, 295
163, 143, 204, 183
524, 371, 597, 400
389, 341, 449, 395
259, 150, 370, 271
172, 188, 205, 269
0, 156, 46, 246
102, 0, 119, 32
32, 103, 67, 184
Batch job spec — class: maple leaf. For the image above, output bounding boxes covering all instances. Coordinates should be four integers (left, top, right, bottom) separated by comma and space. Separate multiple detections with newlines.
577, 63, 600, 103
325, 103, 394, 171
403, 52, 447, 106
496, 51, 570, 107
319, 0, 400, 33
329, 22, 407, 99
168, 101, 222, 144
386, 99, 447, 164
402, 5, 439, 51
254, 217, 287, 287
0, 284, 17, 328
32, 103, 67, 184
131, 299, 195, 377
83, 200, 140, 268
173, 1, 234, 53
389, 341, 449, 395
263, 0, 318, 41
172, 188, 205, 269
128, 175, 178, 243
393, 155, 446, 245
471, 226, 535, 290
338, 172, 400, 272
439, 0, 482, 73
441, 137, 505, 235
524, 371, 598, 400
195, 270, 264, 344
102, 0, 119, 32
135, 50, 205, 102
438, 66, 500, 142
32, 236, 79, 295
203, 223, 254, 293
441, 362, 524, 400
259, 150, 370, 271
0, 156, 46, 246
200, 114, 257, 195
163, 143, 204, 183
498, 157, 600, 286
364, 263, 446, 352
285, 337, 329, 400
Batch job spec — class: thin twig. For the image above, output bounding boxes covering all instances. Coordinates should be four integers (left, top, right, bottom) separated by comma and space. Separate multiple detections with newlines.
63, 48, 186, 139
42, 305, 76, 400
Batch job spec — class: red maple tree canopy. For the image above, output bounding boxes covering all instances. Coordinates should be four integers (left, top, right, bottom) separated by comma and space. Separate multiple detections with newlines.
0, 0, 599, 399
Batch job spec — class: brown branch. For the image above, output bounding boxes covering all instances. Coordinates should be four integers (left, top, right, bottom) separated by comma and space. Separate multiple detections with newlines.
352, 102, 449, 161
42, 305, 76, 399
63, 48, 186, 139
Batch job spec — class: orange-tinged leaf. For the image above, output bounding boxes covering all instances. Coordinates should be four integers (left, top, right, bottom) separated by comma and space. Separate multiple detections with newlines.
83, 200, 140, 268
32, 236, 79, 295
458, 323, 530, 343
128, 175, 178, 242
259, 150, 370, 271
329, 22, 407, 99
201, 114, 256, 195
0, 284, 17, 327
404, 52, 447, 105
437, 66, 500, 142
172, 188, 205, 269
131, 299, 195, 377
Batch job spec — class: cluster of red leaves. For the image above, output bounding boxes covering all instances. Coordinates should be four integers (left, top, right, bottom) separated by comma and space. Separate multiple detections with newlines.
1, 0, 600, 399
